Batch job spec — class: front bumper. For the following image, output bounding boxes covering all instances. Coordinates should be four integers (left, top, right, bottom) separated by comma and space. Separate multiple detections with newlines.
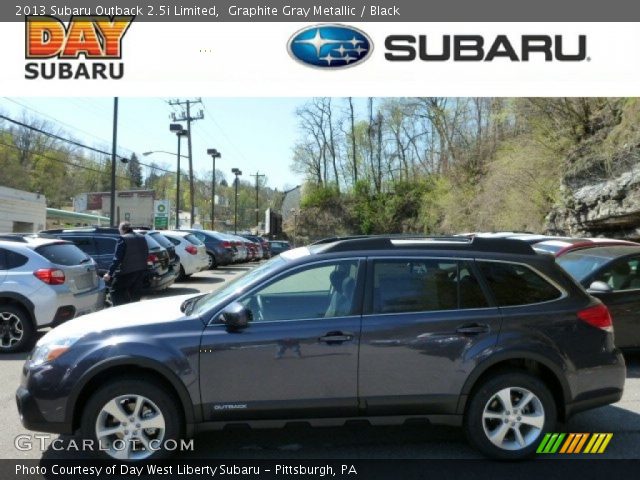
16, 385, 73, 435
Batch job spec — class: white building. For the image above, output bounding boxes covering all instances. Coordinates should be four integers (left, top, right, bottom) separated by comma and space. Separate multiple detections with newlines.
0, 186, 46, 233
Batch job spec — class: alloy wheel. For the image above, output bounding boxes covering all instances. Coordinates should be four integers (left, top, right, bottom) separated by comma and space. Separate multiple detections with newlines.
0, 311, 24, 349
482, 386, 545, 451
95, 394, 166, 460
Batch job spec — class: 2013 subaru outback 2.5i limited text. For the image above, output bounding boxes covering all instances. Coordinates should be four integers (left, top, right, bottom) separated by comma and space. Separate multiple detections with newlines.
16, 236, 625, 460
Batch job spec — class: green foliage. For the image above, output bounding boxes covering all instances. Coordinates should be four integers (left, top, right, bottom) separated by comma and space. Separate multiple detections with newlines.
300, 184, 341, 209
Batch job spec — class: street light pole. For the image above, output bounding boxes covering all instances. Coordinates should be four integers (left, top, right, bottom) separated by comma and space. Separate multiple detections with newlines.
170, 124, 187, 229
110, 97, 118, 226
232, 168, 242, 234
207, 148, 221, 230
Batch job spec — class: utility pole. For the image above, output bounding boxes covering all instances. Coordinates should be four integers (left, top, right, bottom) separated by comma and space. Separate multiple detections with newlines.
250, 172, 265, 232
169, 98, 203, 227
232, 168, 242, 234
110, 97, 118, 226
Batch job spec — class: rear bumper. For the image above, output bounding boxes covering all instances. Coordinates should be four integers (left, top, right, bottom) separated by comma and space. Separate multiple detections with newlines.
143, 268, 177, 292
37, 283, 106, 329
565, 350, 626, 419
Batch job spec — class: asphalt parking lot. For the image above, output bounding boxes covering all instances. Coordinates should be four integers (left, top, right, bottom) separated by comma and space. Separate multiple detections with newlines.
2, 263, 640, 460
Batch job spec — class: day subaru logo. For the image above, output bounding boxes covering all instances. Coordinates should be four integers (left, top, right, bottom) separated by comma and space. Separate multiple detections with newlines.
288, 24, 373, 69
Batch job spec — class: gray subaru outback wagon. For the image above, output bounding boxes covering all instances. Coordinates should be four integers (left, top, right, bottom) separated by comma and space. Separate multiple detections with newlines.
17, 236, 625, 460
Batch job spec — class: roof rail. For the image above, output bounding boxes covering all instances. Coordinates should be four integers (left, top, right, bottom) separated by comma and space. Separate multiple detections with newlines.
316, 235, 535, 255
0, 233, 61, 242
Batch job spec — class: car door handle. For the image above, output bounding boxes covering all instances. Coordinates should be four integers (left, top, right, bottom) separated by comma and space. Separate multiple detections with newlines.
456, 323, 490, 335
319, 331, 354, 343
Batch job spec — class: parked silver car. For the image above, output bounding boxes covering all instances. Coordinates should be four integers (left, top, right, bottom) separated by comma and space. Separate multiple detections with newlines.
0, 234, 106, 352
162, 231, 209, 280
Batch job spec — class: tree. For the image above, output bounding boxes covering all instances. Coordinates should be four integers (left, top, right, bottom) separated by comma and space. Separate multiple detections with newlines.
127, 153, 143, 188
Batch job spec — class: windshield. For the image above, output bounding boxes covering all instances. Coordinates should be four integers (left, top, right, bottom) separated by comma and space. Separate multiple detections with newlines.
192, 255, 287, 317
556, 252, 611, 282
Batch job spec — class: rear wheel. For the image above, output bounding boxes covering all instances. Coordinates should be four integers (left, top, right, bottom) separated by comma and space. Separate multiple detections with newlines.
464, 371, 556, 460
80, 377, 183, 461
177, 265, 186, 281
0, 304, 35, 353
207, 253, 217, 270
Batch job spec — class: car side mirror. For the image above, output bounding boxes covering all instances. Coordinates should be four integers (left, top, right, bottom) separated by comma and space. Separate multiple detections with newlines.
218, 302, 252, 332
588, 281, 613, 294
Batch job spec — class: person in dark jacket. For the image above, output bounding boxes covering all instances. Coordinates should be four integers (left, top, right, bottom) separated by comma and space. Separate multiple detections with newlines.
103, 222, 149, 306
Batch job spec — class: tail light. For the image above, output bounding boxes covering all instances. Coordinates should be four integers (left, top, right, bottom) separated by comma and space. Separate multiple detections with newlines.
34, 268, 65, 285
221, 241, 232, 249
185, 245, 198, 255
147, 253, 159, 266
577, 304, 613, 332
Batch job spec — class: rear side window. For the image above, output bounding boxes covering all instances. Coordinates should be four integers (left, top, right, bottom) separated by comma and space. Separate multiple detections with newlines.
95, 237, 117, 255
35, 243, 89, 266
0, 248, 29, 270
184, 234, 203, 246
477, 261, 562, 306
149, 232, 174, 249
371, 259, 488, 314
67, 237, 96, 255
6, 250, 28, 269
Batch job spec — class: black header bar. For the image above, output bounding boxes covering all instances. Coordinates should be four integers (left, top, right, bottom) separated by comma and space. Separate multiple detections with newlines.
6, 1, 640, 22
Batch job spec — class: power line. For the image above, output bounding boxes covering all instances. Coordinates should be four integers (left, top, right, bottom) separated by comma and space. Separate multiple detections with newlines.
1, 97, 120, 149
201, 101, 251, 164
0, 113, 179, 177
0, 139, 130, 181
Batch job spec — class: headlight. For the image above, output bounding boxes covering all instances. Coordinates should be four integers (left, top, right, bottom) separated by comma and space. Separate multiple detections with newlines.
30, 336, 82, 367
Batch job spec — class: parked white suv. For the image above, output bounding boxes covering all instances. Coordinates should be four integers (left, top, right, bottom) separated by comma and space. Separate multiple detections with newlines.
0, 234, 106, 352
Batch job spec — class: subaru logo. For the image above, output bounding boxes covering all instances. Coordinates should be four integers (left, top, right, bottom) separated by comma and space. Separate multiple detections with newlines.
288, 24, 373, 69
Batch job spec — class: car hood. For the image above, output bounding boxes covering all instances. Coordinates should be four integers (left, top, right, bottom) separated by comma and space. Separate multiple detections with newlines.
38, 294, 201, 343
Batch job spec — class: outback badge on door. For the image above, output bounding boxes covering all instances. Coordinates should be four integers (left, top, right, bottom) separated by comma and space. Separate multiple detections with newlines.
288, 24, 373, 69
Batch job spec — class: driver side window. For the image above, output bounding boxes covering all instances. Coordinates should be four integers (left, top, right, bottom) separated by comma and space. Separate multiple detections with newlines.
239, 260, 359, 322
596, 257, 640, 291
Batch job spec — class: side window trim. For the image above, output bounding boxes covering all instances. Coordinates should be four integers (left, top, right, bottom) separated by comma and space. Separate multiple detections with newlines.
206, 257, 366, 326
475, 259, 568, 308
363, 256, 493, 316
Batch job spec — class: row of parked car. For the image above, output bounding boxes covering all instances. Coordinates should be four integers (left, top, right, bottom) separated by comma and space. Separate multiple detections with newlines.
0, 227, 291, 352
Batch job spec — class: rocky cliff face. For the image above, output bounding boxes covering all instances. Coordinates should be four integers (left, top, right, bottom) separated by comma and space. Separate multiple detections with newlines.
546, 140, 640, 240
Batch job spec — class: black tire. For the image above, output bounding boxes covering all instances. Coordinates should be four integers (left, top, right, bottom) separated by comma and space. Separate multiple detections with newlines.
207, 253, 217, 270
464, 370, 557, 460
0, 304, 35, 353
177, 265, 186, 282
80, 377, 183, 461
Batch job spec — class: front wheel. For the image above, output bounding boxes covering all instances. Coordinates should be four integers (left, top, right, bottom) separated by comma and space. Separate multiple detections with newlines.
464, 371, 556, 460
207, 253, 217, 270
80, 377, 183, 461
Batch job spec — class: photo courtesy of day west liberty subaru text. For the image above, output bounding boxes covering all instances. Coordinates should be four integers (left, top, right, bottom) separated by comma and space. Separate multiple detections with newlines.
24, 15, 134, 80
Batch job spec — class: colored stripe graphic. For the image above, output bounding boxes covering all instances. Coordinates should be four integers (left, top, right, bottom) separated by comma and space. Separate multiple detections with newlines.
538, 433, 613, 454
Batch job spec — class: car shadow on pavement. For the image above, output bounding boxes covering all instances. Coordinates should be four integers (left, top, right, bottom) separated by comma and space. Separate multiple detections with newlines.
1, 352, 31, 361
184, 276, 225, 285
144, 287, 202, 299
623, 353, 640, 378
34, 403, 640, 460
